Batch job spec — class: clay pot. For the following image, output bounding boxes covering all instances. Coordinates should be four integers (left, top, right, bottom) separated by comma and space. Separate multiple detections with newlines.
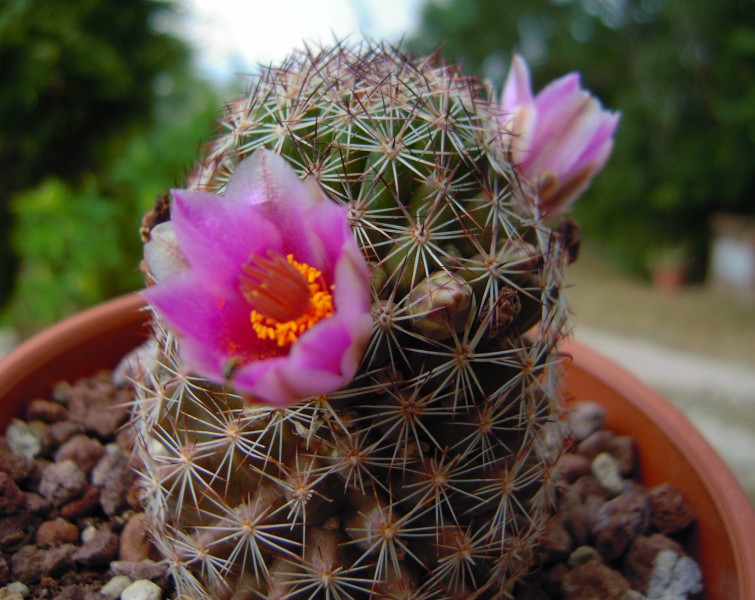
0, 294, 753, 599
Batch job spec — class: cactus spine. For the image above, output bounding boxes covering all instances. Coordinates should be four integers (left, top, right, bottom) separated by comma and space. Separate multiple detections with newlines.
134, 42, 572, 599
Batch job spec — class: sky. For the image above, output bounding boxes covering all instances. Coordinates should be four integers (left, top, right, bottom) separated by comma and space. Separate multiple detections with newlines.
178, 0, 423, 81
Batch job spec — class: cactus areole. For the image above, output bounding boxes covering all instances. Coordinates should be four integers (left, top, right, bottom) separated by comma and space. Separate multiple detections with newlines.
134, 42, 617, 599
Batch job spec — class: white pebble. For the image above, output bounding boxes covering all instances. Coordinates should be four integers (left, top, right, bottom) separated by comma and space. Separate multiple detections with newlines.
566, 401, 606, 441
646, 548, 702, 600
5, 420, 42, 458
5, 582, 29, 598
592, 451, 625, 495
81, 524, 98, 543
121, 579, 163, 600
100, 575, 133, 600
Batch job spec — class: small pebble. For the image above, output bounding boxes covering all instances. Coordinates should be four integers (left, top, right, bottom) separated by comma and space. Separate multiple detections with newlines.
121, 579, 162, 600
592, 452, 625, 496
110, 559, 168, 582
623, 533, 685, 593
74, 526, 120, 567
646, 548, 702, 600
25, 399, 68, 424
0, 445, 36, 483
35, 518, 79, 546
54, 434, 105, 474
568, 545, 602, 568
81, 524, 98, 544
0, 589, 24, 600
5, 582, 29, 598
593, 488, 650, 561
648, 483, 695, 535
4, 421, 42, 459
565, 401, 606, 441
100, 575, 133, 600
562, 560, 630, 600
120, 513, 158, 562
38, 460, 86, 506
0, 473, 26, 516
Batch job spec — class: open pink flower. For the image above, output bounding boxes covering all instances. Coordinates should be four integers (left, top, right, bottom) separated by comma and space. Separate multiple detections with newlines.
142, 149, 372, 406
501, 54, 620, 217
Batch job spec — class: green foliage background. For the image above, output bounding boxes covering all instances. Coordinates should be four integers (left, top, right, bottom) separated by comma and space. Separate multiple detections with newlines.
3, 0, 753, 334
0, 0, 221, 334
410, 0, 755, 277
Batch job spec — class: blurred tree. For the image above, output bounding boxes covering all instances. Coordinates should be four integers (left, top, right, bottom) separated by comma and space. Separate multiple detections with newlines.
410, 0, 755, 277
0, 0, 186, 305
1, 67, 221, 334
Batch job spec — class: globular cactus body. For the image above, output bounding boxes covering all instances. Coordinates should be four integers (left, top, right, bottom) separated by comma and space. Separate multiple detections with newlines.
133, 42, 573, 599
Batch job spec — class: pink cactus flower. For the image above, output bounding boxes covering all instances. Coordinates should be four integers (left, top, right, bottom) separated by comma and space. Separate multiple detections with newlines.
501, 53, 620, 217
143, 149, 372, 406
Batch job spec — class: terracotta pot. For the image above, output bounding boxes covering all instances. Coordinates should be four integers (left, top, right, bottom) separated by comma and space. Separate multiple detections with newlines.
0, 294, 753, 599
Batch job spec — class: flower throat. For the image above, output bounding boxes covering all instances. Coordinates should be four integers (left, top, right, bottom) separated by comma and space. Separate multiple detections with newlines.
241, 251, 334, 347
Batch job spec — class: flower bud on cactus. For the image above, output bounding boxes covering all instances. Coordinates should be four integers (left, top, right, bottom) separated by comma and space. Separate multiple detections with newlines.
132, 41, 616, 599
407, 271, 473, 340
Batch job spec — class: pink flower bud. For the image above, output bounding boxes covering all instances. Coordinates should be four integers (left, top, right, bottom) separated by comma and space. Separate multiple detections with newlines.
501, 54, 620, 217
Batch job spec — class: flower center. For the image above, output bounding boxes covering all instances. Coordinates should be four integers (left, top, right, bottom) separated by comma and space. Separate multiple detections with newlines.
241, 251, 335, 347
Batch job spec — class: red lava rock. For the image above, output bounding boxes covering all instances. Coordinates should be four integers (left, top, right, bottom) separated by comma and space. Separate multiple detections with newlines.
564, 402, 606, 442
561, 560, 630, 600
43, 421, 87, 453
592, 487, 650, 561
648, 482, 695, 535
38, 460, 87, 506
55, 434, 106, 474
66, 379, 131, 439
10, 543, 77, 584
578, 431, 636, 476
623, 533, 685, 593
110, 558, 169, 582
0, 472, 27, 516
0, 442, 38, 483
59, 485, 101, 519
120, 513, 159, 562
539, 517, 573, 564
25, 492, 52, 515
73, 527, 120, 567
0, 556, 8, 585
35, 517, 80, 546
53, 585, 108, 600
0, 511, 34, 549
561, 495, 604, 547
557, 453, 591, 484
92, 450, 133, 516
26, 399, 69, 424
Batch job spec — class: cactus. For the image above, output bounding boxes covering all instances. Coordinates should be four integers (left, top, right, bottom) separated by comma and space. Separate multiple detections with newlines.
132, 41, 613, 599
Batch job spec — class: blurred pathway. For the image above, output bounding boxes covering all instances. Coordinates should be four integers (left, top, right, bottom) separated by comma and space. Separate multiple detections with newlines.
575, 327, 755, 504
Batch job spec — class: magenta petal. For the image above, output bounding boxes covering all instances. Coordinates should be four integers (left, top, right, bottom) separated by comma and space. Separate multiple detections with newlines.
500, 55, 619, 215
143, 272, 274, 376
171, 189, 282, 287
234, 311, 371, 406
226, 150, 325, 260
502, 54, 534, 109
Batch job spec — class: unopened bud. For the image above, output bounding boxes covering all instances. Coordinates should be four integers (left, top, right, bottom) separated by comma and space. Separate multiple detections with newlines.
407, 271, 474, 340
484, 286, 522, 339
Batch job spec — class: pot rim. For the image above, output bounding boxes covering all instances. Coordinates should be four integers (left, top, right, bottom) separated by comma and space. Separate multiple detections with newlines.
562, 338, 755, 597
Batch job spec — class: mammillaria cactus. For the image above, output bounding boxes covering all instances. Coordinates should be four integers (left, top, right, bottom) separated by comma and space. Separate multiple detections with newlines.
132, 42, 618, 599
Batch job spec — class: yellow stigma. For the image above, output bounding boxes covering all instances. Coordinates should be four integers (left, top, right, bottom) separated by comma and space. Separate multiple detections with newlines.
243, 253, 335, 347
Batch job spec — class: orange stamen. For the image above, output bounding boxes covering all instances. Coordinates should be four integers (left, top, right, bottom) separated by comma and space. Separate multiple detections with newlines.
240, 251, 335, 347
